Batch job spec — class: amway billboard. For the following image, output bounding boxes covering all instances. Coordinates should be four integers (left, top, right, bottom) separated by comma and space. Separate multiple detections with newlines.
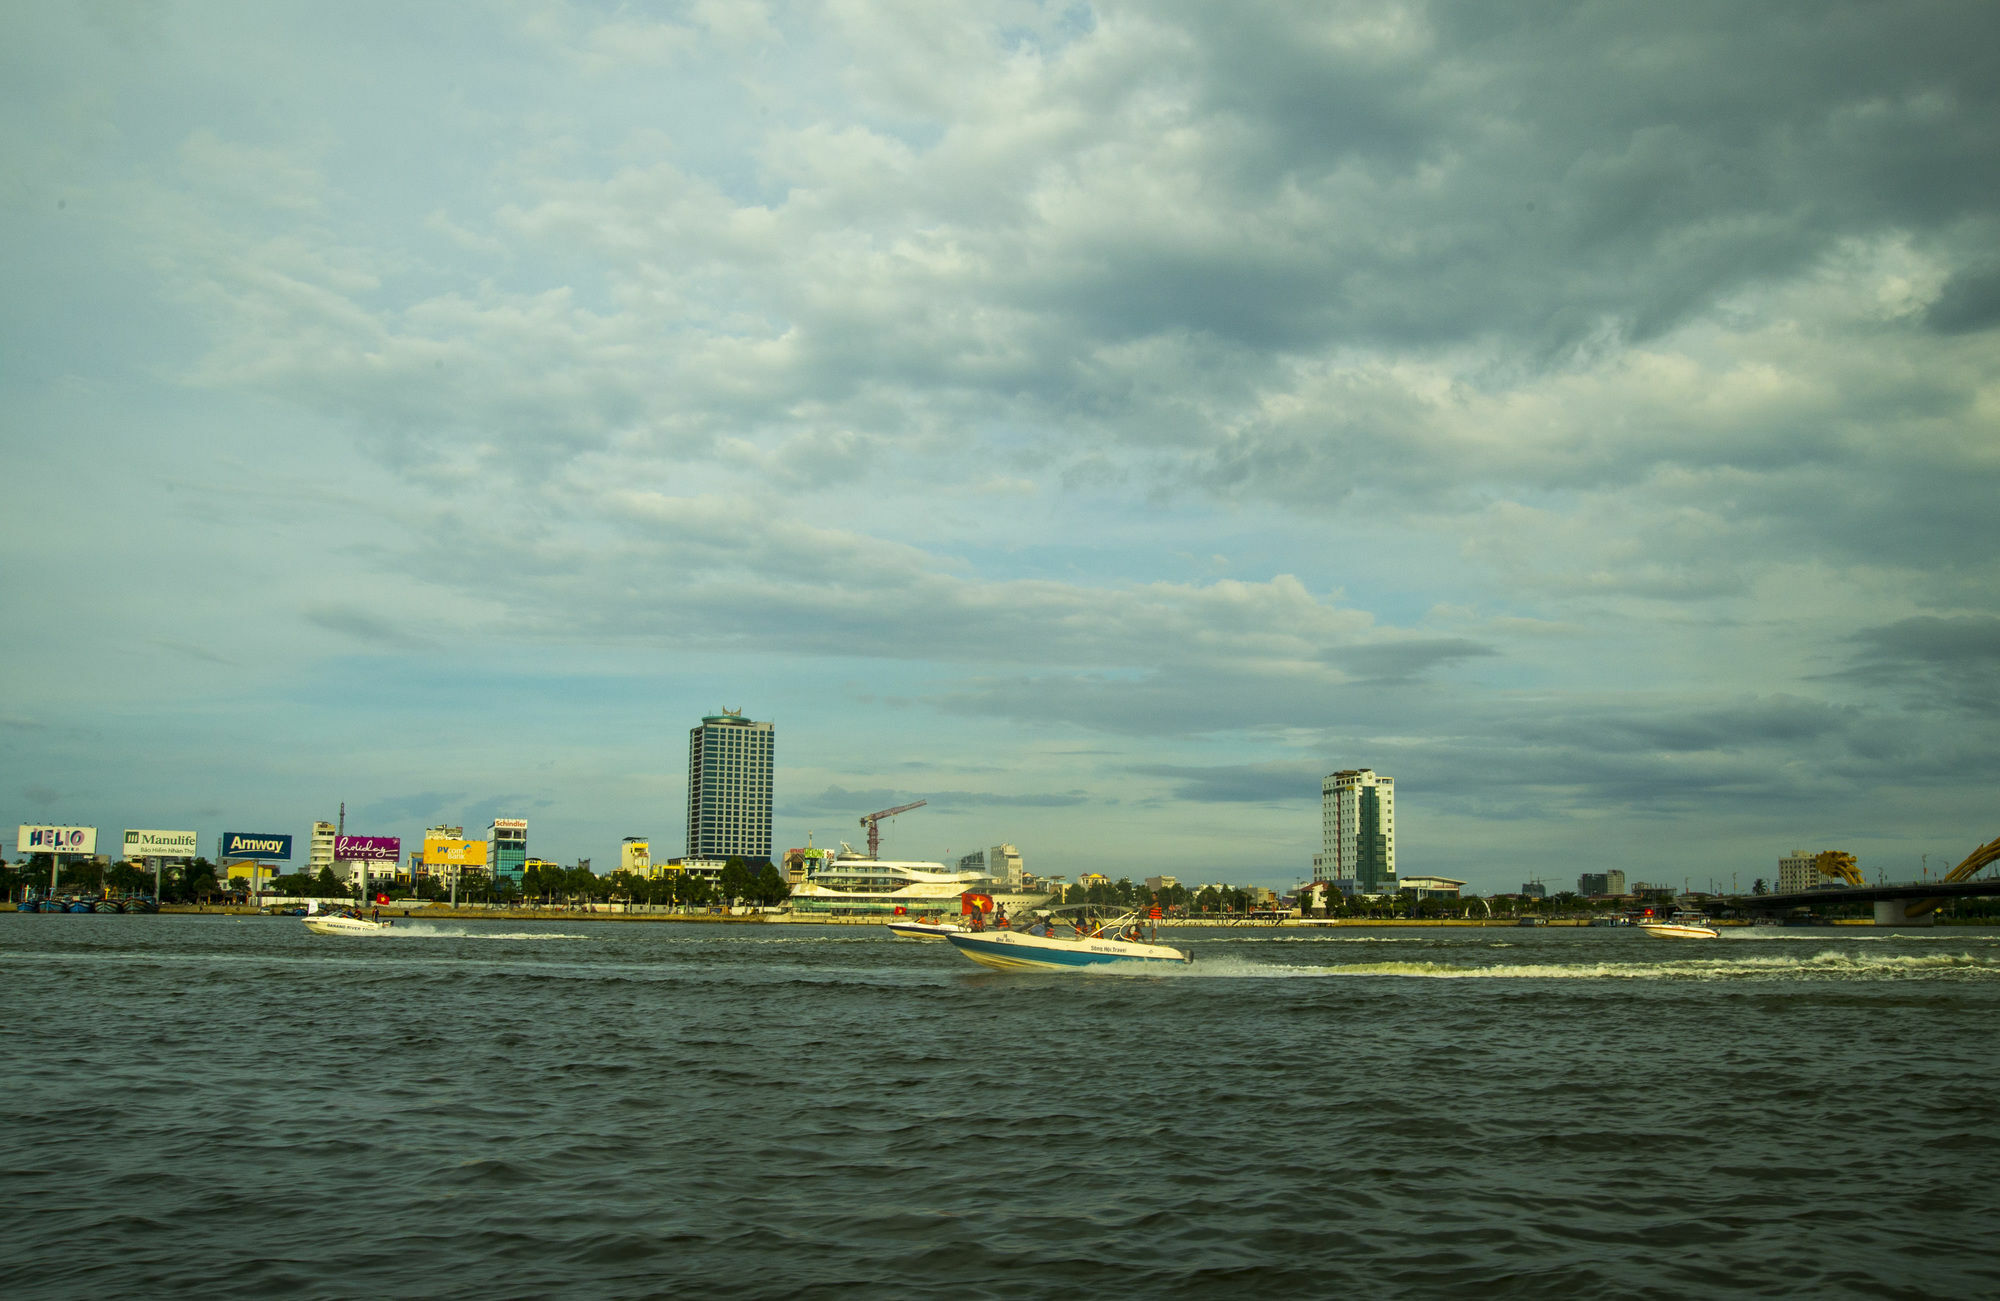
219, 832, 292, 861
123, 829, 198, 859
423, 836, 487, 867
335, 835, 401, 862
17, 825, 97, 855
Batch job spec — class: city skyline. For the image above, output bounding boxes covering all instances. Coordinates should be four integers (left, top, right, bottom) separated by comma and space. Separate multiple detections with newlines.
3, 5, 1995, 893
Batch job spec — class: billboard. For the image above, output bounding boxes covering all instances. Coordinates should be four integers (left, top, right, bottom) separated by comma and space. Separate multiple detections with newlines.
123, 829, 198, 859
219, 831, 292, 861
423, 836, 487, 868
335, 835, 401, 862
492, 818, 527, 831
17, 825, 97, 855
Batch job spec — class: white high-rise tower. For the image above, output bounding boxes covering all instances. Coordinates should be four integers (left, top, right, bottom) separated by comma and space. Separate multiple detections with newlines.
1315, 768, 1395, 893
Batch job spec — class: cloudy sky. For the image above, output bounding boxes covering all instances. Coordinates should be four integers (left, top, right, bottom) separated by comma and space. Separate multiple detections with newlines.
5, 1, 1996, 891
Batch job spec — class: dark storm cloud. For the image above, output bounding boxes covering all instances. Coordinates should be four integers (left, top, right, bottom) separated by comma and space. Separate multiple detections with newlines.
1037, 0, 2000, 358
1836, 616, 2000, 715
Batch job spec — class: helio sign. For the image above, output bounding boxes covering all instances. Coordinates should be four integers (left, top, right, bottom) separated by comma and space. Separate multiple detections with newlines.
17, 825, 97, 855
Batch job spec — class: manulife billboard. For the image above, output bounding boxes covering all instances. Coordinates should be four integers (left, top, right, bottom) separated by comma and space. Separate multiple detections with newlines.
123, 829, 199, 859
423, 836, 487, 868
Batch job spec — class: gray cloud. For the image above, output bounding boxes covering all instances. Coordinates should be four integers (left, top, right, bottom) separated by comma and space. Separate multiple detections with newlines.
1321, 638, 1497, 683
1128, 760, 1327, 805
1835, 616, 2000, 715
354, 791, 466, 825
304, 605, 428, 649
783, 784, 1097, 818
1925, 267, 2000, 334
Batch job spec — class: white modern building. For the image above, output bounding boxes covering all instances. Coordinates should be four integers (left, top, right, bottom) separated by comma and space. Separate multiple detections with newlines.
687, 710, 774, 861
310, 821, 336, 875
1315, 768, 1396, 893
988, 844, 1024, 890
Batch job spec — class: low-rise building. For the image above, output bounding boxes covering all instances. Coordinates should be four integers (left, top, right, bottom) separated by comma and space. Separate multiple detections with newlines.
987, 844, 1024, 889
1399, 875, 1466, 899
1143, 875, 1179, 892
1778, 850, 1839, 894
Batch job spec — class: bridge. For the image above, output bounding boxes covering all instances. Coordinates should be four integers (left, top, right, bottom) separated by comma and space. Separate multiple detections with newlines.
1726, 835, 2000, 925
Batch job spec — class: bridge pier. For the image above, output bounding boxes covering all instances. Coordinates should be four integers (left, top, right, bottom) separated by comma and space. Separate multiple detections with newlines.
1873, 899, 1933, 927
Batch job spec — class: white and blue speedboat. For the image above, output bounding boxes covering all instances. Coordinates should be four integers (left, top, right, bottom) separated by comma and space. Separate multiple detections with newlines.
944, 908, 1193, 972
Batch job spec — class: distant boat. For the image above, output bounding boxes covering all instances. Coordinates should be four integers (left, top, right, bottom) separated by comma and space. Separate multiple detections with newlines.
302, 900, 391, 935
1638, 911, 1720, 939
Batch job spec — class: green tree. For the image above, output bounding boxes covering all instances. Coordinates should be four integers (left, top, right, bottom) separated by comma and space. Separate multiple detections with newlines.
749, 862, 789, 906
105, 862, 149, 895
718, 857, 753, 904
1752, 878, 1769, 895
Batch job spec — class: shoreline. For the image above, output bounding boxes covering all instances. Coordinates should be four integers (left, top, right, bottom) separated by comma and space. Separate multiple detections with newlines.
3, 905, 1897, 927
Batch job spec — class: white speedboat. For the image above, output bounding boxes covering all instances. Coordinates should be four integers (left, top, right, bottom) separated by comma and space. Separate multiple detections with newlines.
885, 918, 967, 940
1638, 911, 1720, 939
945, 908, 1192, 972
303, 901, 392, 935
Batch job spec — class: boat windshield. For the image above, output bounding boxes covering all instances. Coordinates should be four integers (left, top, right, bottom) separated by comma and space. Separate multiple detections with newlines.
1022, 905, 1157, 942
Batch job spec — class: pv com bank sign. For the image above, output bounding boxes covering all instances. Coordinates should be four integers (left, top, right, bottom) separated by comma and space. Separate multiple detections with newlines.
219, 832, 292, 861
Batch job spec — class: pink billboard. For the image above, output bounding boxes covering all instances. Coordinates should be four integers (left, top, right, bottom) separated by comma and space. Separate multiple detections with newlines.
336, 835, 401, 862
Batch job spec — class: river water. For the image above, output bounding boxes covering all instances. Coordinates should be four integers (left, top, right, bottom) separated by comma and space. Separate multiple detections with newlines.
5, 915, 1996, 1298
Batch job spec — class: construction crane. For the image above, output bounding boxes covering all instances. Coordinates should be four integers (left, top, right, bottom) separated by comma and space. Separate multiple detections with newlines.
860, 800, 926, 860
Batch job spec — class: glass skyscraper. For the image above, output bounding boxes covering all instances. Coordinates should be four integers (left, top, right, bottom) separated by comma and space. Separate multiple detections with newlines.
687, 710, 774, 862
488, 818, 527, 885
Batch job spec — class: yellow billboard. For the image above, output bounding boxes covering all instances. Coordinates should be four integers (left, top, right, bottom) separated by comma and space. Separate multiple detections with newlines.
423, 837, 488, 867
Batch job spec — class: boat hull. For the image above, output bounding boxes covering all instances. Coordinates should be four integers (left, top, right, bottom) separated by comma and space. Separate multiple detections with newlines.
885, 921, 966, 941
1638, 922, 1720, 939
304, 917, 392, 935
945, 930, 1191, 972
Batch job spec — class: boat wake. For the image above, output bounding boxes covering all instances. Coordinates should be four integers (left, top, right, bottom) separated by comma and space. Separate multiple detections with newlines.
1152, 951, 1999, 980
385, 924, 594, 940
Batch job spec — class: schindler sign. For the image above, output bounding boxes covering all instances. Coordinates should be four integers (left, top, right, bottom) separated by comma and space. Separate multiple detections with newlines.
17, 825, 97, 855
123, 829, 198, 860
218, 832, 293, 861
